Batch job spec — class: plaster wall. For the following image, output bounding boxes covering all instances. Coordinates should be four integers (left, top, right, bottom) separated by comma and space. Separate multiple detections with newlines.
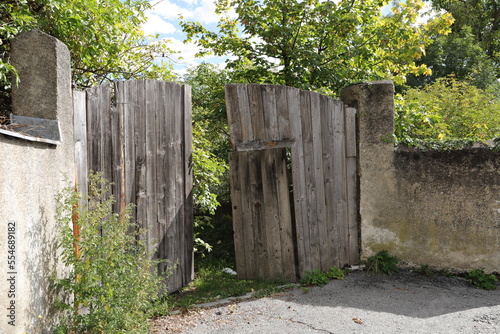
0, 30, 74, 333
342, 81, 500, 273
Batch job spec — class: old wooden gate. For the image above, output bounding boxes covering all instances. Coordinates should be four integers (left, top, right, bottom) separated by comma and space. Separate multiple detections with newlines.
73, 80, 193, 293
226, 84, 358, 281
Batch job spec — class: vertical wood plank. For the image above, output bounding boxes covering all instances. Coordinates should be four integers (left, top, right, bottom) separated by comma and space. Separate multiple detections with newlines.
261, 85, 279, 141
237, 85, 253, 144
145, 80, 158, 259
173, 82, 185, 291
321, 97, 338, 267
247, 84, 266, 141
332, 101, 348, 266
300, 90, 319, 273
229, 151, 248, 278
183, 84, 194, 285
276, 85, 290, 140
225, 84, 242, 150
261, 148, 282, 278
73, 90, 88, 199
345, 107, 358, 264
288, 87, 308, 276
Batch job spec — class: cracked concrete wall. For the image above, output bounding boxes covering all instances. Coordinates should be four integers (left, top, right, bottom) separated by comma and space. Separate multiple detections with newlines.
0, 30, 75, 333
341, 81, 500, 273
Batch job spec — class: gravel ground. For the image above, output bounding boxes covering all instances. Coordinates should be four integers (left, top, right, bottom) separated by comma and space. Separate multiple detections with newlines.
152, 270, 500, 334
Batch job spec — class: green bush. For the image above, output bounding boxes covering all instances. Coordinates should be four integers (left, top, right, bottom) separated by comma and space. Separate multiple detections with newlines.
326, 266, 346, 280
366, 250, 399, 275
395, 77, 500, 147
300, 269, 330, 287
53, 173, 165, 333
465, 269, 498, 290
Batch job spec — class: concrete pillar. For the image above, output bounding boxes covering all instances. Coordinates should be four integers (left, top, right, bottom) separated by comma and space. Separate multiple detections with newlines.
341, 81, 398, 260
11, 29, 72, 120
0, 30, 74, 333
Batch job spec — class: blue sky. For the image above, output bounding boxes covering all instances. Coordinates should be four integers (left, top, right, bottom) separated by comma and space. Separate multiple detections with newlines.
142, 0, 436, 76
142, 0, 229, 75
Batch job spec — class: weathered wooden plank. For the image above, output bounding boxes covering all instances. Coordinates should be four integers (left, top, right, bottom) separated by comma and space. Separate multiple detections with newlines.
308, 91, 326, 271
261, 148, 283, 279
321, 97, 338, 267
236, 151, 257, 279
300, 89, 319, 273
261, 85, 279, 141
100, 85, 113, 183
345, 107, 358, 264
225, 84, 242, 150
276, 84, 291, 140
155, 81, 170, 286
163, 82, 178, 291
237, 85, 253, 143
173, 82, 185, 291
73, 90, 88, 199
229, 151, 248, 278
264, 148, 296, 280
247, 84, 266, 141
345, 107, 357, 158
133, 80, 148, 250
249, 149, 268, 279
115, 80, 137, 225
288, 86, 308, 276
346, 156, 358, 264
332, 101, 348, 266
274, 148, 296, 281
313, 94, 329, 271
145, 80, 159, 259
183, 84, 194, 285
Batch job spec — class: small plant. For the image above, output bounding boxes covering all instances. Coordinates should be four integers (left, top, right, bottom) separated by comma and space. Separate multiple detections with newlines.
465, 269, 498, 290
300, 269, 330, 286
416, 264, 434, 277
366, 250, 399, 274
326, 266, 346, 280
53, 172, 164, 333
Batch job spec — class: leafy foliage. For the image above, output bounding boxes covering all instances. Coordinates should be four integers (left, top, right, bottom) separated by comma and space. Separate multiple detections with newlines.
181, 0, 453, 94
300, 269, 330, 286
53, 173, 164, 333
0, 0, 175, 90
301, 266, 346, 286
366, 250, 399, 274
465, 269, 498, 290
326, 266, 346, 280
406, 26, 498, 89
431, 0, 500, 78
395, 77, 500, 146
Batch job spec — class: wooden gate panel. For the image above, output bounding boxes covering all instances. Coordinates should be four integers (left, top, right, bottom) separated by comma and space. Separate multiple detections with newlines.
230, 148, 296, 281
83, 80, 193, 293
226, 83, 358, 280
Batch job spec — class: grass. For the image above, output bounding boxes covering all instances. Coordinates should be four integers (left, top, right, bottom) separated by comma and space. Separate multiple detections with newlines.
149, 256, 291, 316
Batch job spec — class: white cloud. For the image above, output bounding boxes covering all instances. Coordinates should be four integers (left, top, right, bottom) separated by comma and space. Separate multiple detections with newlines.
191, 0, 220, 24
149, 0, 192, 21
142, 12, 176, 34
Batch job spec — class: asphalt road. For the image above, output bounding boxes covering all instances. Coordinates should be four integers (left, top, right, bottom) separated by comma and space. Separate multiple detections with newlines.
153, 269, 500, 334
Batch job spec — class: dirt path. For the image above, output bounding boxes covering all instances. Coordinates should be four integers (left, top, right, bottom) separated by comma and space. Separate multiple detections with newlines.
152, 270, 500, 334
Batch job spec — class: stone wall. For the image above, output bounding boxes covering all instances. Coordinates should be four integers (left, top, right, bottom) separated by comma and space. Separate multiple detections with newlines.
341, 81, 500, 273
0, 30, 75, 333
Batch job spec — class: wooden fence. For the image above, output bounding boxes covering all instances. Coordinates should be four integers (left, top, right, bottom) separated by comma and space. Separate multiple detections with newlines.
226, 84, 358, 281
73, 80, 193, 293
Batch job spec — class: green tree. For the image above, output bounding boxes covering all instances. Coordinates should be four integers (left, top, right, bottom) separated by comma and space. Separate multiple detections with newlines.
431, 0, 500, 77
406, 27, 498, 89
183, 64, 233, 254
181, 0, 453, 94
0, 0, 175, 90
